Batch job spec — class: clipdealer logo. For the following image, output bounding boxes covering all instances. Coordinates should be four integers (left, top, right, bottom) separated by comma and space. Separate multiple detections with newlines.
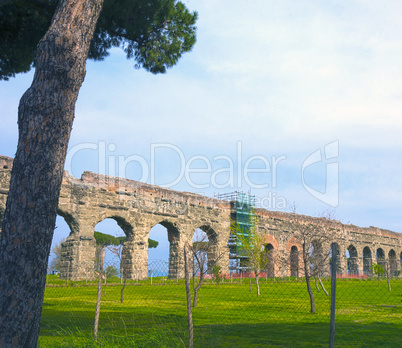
302, 140, 339, 207
65, 140, 339, 208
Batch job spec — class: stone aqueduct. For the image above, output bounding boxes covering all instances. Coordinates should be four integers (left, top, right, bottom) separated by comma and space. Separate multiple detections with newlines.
1, 155, 402, 279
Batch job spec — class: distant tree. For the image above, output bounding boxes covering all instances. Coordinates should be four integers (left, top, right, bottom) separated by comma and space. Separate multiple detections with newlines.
95, 231, 158, 249
230, 209, 270, 296
370, 262, 385, 287
211, 265, 223, 287
103, 265, 119, 295
148, 238, 159, 249
104, 264, 118, 279
95, 230, 159, 301
94, 231, 158, 271
0, 1, 197, 344
49, 238, 65, 273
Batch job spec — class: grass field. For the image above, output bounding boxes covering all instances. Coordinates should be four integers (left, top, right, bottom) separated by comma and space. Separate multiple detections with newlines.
38, 276, 402, 347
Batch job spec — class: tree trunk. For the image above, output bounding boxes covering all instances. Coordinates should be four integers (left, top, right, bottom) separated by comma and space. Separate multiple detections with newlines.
94, 250, 105, 342
305, 275, 315, 313
386, 263, 391, 292
183, 245, 193, 348
318, 276, 329, 296
121, 277, 127, 303
256, 273, 260, 296
192, 275, 204, 308
303, 244, 315, 313
314, 276, 320, 292
0, 1, 104, 346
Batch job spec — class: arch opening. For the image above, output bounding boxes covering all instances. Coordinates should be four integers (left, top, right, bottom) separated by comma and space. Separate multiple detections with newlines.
290, 246, 299, 278
192, 229, 209, 277
94, 218, 126, 280
389, 249, 397, 277
265, 243, 275, 277
376, 248, 386, 270
49, 215, 72, 275
347, 245, 358, 275
148, 220, 180, 279
197, 225, 220, 274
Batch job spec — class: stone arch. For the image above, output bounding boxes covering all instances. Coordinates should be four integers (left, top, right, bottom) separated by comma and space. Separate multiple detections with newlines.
400, 251, 402, 274
388, 249, 397, 276
93, 215, 148, 280
262, 234, 278, 277
198, 224, 218, 243
376, 248, 385, 260
347, 244, 358, 274
57, 208, 79, 235
363, 246, 372, 275
262, 234, 279, 250
95, 215, 134, 239
148, 219, 183, 279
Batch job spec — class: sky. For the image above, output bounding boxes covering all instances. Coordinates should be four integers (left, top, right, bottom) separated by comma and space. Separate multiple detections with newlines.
1, 0, 402, 264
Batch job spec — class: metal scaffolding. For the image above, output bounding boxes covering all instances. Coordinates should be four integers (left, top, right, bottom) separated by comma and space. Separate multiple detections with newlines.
218, 191, 255, 273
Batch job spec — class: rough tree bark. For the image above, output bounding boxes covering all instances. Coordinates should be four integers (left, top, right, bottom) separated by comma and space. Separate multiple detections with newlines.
0, 0, 104, 346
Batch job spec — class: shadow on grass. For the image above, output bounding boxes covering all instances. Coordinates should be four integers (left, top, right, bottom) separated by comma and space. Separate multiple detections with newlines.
195, 321, 402, 347
39, 307, 188, 348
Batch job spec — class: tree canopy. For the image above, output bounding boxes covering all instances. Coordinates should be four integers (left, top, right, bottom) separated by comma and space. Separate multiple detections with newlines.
0, 0, 198, 80
94, 231, 158, 248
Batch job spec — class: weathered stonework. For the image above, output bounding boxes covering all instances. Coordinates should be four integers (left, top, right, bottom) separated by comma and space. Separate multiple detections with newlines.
0, 154, 401, 280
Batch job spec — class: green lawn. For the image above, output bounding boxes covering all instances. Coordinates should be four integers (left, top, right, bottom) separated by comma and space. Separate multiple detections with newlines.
38, 277, 402, 347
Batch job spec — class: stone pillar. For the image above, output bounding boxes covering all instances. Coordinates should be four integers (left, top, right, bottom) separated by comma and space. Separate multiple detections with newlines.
336, 245, 346, 275
60, 235, 96, 280
168, 232, 185, 279
121, 237, 148, 280
357, 257, 364, 275
389, 258, 398, 277
210, 245, 230, 275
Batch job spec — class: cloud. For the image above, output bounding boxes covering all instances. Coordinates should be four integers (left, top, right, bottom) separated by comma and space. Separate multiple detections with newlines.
1, 1, 402, 232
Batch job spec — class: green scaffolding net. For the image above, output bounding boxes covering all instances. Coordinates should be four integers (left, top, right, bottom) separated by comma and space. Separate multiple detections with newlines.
218, 191, 256, 273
